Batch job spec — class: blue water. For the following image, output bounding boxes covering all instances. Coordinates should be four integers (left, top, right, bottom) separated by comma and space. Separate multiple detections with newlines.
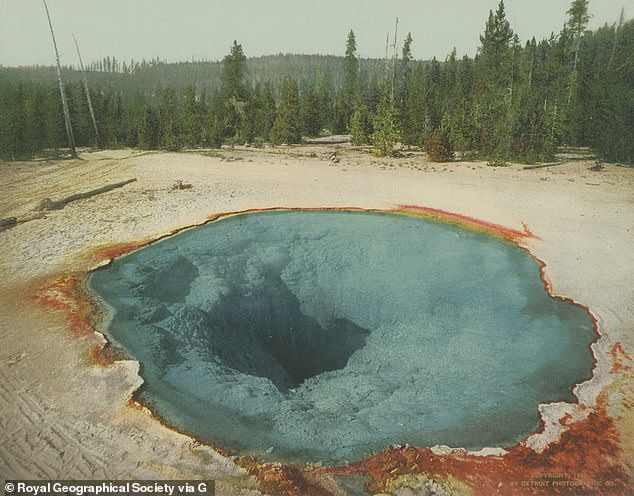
89, 210, 596, 464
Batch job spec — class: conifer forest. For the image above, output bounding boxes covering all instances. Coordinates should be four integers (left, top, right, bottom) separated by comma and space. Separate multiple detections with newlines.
1, 0, 632, 164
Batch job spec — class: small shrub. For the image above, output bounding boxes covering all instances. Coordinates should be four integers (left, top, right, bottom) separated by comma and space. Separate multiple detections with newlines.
424, 128, 454, 162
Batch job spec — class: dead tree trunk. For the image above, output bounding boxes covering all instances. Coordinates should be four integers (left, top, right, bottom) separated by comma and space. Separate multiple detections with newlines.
34, 178, 137, 211
391, 18, 398, 101
43, 0, 77, 159
73, 34, 101, 147
0, 217, 17, 232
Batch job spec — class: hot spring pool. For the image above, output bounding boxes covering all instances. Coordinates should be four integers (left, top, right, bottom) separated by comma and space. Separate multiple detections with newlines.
89, 209, 596, 463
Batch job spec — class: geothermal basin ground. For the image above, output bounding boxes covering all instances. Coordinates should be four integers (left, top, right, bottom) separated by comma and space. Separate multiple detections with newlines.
0, 145, 632, 495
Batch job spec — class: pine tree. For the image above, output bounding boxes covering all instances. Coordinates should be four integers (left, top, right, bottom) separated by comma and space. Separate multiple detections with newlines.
118, 93, 139, 148
444, 102, 479, 159
371, 84, 400, 156
207, 93, 224, 148
300, 88, 322, 137
425, 58, 444, 130
269, 77, 301, 145
219, 40, 249, 142
343, 30, 359, 127
424, 127, 454, 162
443, 48, 459, 108
585, 18, 634, 162
158, 86, 180, 151
94, 88, 123, 148
221, 41, 248, 101
349, 101, 372, 145
567, 0, 590, 79
476, 0, 516, 161
25, 82, 49, 153
66, 83, 94, 147
241, 84, 262, 144
331, 92, 348, 134
315, 69, 333, 133
45, 84, 66, 149
1, 82, 29, 158
478, 1, 514, 80
400, 64, 427, 147
563, 0, 591, 145
396, 32, 413, 102
197, 90, 210, 146
181, 85, 202, 147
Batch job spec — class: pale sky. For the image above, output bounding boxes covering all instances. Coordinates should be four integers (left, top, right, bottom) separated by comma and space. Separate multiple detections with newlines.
0, 0, 631, 67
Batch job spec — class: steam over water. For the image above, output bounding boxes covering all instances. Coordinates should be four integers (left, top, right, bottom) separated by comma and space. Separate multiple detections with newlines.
89, 210, 596, 463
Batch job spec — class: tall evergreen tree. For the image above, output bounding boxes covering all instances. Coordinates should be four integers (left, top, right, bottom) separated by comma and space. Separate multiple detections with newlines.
300, 88, 322, 137
124, 91, 149, 148
331, 92, 348, 134
1, 82, 29, 158
343, 30, 359, 127
396, 32, 413, 101
476, 0, 516, 161
425, 57, 444, 129
349, 101, 372, 145
400, 64, 427, 147
269, 76, 301, 145
219, 40, 249, 142
315, 69, 333, 133
25, 82, 50, 153
563, 0, 591, 144
207, 93, 225, 147
567, 0, 591, 78
158, 86, 180, 150
371, 83, 400, 156
181, 85, 202, 147
585, 18, 634, 162
221, 41, 248, 101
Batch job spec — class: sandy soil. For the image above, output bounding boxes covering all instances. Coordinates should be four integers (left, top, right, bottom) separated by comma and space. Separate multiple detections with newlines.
0, 145, 632, 494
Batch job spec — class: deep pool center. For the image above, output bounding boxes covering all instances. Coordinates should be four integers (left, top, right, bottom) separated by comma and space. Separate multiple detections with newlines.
89, 209, 596, 464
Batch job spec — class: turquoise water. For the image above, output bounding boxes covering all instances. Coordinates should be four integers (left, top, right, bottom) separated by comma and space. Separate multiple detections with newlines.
89, 210, 596, 464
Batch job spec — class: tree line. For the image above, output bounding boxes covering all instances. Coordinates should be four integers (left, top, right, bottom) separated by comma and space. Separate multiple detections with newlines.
0, 0, 632, 163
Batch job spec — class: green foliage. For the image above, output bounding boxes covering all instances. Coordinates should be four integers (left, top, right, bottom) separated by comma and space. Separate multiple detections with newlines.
442, 103, 478, 158
241, 83, 275, 144
1, 9, 632, 165
567, 0, 591, 37
207, 94, 225, 148
217, 41, 249, 142
371, 86, 400, 156
342, 30, 359, 128
269, 77, 301, 145
181, 86, 202, 147
124, 91, 148, 148
395, 33, 414, 101
300, 89, 322, 137
424, 127, 454, 162
222, 41, 248, 101
400, 65, 427, 147
349, 102, 372, 145
344, 31, 358, 101
158, 86, 180, 151
331, 92, 348, 135
478, 0, 514, 79
583, 18, 634, 162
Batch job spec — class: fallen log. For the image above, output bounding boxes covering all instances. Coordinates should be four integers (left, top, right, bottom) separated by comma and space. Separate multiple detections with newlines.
522, 161, 567, 170
0, 217, 17, 232
34, 178, 137, 211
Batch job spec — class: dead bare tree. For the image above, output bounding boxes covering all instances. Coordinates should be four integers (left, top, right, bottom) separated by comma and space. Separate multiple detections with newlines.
73, 34, 101, 147
43, 0, 77, 158
391, 18, 398, 100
